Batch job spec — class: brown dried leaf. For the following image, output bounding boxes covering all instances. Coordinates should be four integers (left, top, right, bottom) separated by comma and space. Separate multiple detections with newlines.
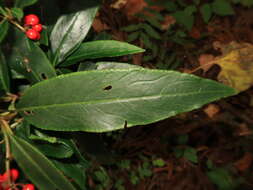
203, 104, 220, 118
123, 0, 147, 16
161, 15, 176, 30
92, 17, 110, 33
234, 152, 253, 172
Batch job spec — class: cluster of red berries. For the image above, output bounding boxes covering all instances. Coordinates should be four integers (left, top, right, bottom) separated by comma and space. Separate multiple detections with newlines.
0, 169, 35, 190
24, 14, 43, 40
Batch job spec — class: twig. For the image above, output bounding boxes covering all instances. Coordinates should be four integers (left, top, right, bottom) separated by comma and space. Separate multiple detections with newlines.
0, 119, 14, 188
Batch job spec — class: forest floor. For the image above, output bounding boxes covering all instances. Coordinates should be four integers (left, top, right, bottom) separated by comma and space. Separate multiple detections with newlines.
86, 1, 253, 190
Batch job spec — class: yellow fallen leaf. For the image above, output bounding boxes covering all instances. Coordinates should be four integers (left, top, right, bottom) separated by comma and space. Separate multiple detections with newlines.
215, 41, 253, 92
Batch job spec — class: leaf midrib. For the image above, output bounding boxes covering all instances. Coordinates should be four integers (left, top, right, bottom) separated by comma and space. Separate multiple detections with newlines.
18, 90, 229, 111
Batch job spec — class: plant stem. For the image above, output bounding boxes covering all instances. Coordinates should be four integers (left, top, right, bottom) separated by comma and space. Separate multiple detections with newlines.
8, 19, 26, 32
0, 119, 14, 188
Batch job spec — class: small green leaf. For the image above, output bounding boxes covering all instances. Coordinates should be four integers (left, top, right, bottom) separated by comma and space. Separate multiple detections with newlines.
50, 5, 99, 64
212, 0, 234, 16
127, 31, 140, 42
141, 23, 161, 40
0, 50, 10, 92
17, 69, 236, 132
11, 8, 23, 21
140, 33, 152, 49
8, 134, 76, 190
14, 0, 37, 8
200, 4, 212, 23
121, 24, 142, 32
172, 10, 194, 31
184, 5, 197, 15
137, 14, 161, 29
152, 159, 165, 167
183, 147, 198, 163
0, 20, 9, 43
63, 40, 144, 66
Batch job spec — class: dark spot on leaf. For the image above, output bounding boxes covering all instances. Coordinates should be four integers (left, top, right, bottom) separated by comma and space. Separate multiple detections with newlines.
41, 73, 47, 80
24, 110, 34, 115
124, 120, 127, 129
103, 85, 112, 91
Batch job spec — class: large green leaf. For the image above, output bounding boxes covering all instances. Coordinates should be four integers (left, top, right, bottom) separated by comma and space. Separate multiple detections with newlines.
5, 28, 56, 84
8, 134, 76, 190
14, 0, 37, 8
63, 40, 145, 66
17, 69, 236, 132
50, 6, 98, 64
0, 50, 10, 92
0, 20, 9, 44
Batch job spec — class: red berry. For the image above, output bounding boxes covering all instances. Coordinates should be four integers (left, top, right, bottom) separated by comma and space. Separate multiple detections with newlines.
2, 169, 19, 182
35, 32, 41, 40
24, 14, 40, 26
10, 169, 19, 182
22, 184, 35, 190
32, 24, 43, 33
26, 29, 39, 40
0, 175, 5, 183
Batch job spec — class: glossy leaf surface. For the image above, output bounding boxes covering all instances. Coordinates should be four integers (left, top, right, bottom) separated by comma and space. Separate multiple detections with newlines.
78, 62, 141, 71
50, 6, 98, 64
63, 40, 144, 66
9, 134, 76, 190
17, 69, 236, 132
